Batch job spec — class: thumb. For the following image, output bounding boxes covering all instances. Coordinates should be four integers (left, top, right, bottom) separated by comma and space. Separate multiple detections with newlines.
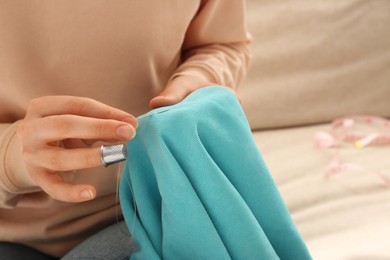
149, 84, 191, 109
150, 76, 213, 109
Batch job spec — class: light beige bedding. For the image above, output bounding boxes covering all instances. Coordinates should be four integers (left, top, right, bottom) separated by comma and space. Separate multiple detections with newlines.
252, 124, 390, 259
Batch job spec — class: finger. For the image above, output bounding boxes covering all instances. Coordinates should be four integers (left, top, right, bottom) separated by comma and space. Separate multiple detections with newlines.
32, 169, 96, 202
149, 82, 198, 108
149, 75, 240, 109
150, 84, 239, 108
27, 146, 106, 172
26, 96, 138, 128
59, 138, 123, 150
62, 138, 122, 149
24, 115, 136, 144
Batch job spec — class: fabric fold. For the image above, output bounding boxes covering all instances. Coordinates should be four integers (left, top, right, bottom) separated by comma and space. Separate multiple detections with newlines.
120, 86, 311, 260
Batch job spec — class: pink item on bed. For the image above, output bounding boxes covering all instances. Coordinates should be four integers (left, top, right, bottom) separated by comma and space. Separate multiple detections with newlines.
314, 115, 390, 186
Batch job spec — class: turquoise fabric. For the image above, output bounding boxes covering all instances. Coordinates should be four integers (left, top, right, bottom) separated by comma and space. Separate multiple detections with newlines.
119, 86, 311, 260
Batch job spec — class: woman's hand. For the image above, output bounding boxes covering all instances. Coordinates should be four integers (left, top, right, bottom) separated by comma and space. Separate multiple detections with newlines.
16, 96, 137, 203
150, 75, 240, 108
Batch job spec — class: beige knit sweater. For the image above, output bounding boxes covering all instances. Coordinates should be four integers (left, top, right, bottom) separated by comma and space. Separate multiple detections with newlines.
0, 0, 251, 257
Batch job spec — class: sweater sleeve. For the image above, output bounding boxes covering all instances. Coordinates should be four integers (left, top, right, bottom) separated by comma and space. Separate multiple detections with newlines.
0, 122, 39, 208
171, 0, 252, 89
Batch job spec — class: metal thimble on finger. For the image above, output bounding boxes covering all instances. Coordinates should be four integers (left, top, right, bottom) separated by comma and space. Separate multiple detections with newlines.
100, 143, 128, 167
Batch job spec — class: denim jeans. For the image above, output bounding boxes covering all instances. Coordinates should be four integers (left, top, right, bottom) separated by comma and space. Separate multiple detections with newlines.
0, 241, 56, 260
62, 221, 136, 260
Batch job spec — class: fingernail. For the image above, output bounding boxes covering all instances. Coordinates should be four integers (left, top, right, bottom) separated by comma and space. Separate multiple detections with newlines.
122, 116, 138, 128
116, 125, 135, 139
80, 189, 94, 200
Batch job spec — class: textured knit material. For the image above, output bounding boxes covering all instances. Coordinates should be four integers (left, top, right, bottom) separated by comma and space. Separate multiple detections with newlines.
0, 1, 251, 257
61, 221, 135, 260
120, 87, 311, 259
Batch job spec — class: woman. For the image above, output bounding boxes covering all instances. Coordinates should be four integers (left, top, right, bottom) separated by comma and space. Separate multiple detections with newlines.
0, 1, 251, 258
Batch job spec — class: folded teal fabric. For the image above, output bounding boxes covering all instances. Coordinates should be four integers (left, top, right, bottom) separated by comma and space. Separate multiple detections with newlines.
120, 86, 311, 260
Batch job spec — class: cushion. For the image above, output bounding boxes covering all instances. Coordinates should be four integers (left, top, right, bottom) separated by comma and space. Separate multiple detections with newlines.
240, 0, 390, 130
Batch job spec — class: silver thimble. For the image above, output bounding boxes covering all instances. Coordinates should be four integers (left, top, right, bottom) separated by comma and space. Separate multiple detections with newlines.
100, 143, 127, 167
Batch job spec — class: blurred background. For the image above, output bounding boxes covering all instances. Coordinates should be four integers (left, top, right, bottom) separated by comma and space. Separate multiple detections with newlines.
239, 1, 390, 259
240, 0, 390, 130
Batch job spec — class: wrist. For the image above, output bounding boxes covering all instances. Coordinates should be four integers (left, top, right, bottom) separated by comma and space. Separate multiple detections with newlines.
0, 122, 39, 193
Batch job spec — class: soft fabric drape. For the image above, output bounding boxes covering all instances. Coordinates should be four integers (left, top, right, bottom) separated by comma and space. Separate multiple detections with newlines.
120, 86, 311, 259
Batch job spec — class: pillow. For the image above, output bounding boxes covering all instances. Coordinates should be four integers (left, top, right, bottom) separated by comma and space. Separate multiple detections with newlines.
119, 86, 311, 259
241, 0, 390, 130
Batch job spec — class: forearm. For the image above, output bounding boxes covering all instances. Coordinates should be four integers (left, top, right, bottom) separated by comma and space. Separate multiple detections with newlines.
171, 40, 251, 89
173, 0, 252, 89
151, 1, 251, 108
